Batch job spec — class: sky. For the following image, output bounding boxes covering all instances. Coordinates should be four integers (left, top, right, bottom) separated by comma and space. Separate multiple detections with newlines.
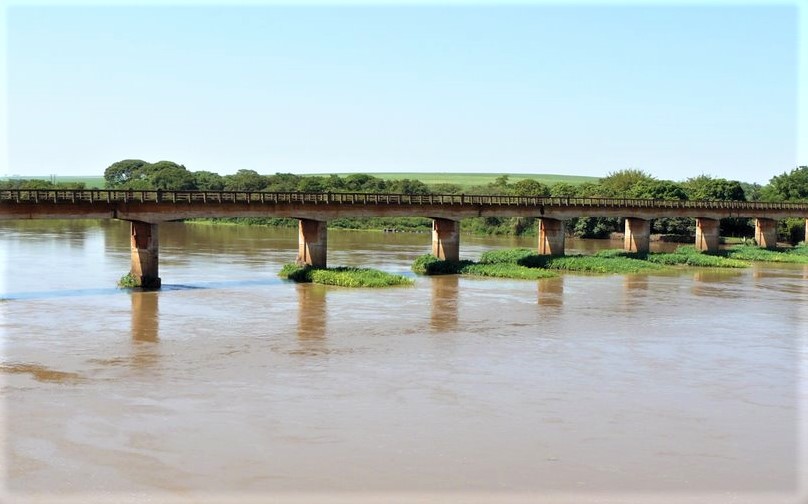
1, 0, 804, 184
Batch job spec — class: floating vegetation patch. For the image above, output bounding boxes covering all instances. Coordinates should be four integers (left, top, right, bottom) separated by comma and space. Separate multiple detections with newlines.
279, 264, 414, 287
724, 245, 808, 264
117, 272, 139, 288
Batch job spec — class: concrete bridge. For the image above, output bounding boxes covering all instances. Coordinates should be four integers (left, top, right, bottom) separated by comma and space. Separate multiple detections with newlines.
3, 189, 808, 288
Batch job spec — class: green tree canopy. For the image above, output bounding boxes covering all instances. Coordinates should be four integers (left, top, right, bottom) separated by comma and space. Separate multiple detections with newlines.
762, 166, 808, 201
104, 159, 150, 188
683, 175, 746, 201
598, 169, 655, 196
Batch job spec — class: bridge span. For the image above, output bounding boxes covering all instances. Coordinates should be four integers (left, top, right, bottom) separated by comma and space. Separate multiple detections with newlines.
3, 189, 808, 288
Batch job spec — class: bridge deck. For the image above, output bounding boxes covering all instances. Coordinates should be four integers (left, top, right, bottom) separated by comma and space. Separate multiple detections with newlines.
2, 189, 807, 222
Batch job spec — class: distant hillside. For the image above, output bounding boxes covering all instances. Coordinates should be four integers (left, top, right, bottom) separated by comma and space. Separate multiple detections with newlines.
2, 173, 598, 190
311, 172, 598, 188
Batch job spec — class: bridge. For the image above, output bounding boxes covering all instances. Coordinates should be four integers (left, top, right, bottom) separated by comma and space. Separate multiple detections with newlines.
3, 189, 808, 288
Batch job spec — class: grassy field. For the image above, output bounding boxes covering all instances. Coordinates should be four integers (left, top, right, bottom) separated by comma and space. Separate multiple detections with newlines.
3, 172, 597, 190
1, 175, 106, 188
319, 172, 598, 187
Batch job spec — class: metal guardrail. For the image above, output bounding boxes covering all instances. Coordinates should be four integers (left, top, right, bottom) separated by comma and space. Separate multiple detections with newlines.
1, 189, 808, 211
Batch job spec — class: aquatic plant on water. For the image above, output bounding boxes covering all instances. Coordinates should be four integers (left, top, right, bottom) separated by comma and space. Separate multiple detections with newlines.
724, 244, 808, 264
117, 272, 139, 288
279, 264, 413, 287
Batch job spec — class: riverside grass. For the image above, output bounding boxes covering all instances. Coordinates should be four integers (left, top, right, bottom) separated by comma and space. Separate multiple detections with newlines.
279, 264, 413, 287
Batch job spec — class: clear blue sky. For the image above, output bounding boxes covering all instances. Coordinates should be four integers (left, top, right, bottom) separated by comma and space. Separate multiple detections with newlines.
1, 1, 803, 184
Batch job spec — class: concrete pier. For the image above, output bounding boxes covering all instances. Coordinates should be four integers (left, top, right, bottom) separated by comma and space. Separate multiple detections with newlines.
130, 221, 161, 288
754, 218, 778, 249
538, 218, 565, 256
432, 218, 460, 261
695, 218, 720, 253
624, 217, 651, 254
297, 219, 328, 268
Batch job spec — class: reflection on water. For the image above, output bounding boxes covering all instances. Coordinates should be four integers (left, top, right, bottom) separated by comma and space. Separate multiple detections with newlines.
537, 277, 563, 309
623, 274, 648, 292
430, 275, 459, 331
295, 284, 328, 355
131, 292, 159, 343
131, 291, 160, 369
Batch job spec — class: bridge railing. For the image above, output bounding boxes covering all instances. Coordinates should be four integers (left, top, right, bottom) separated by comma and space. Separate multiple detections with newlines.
2, 189, 808, 211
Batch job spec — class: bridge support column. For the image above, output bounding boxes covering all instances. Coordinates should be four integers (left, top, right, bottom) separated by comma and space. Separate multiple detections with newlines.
432, 218, 460, 261
130, 221, 161, 289
297, 219, 328, 268
624, 218, 651, 254
754, 218, 778, 249
538, 218, 565, 256
695, 218, 720, 253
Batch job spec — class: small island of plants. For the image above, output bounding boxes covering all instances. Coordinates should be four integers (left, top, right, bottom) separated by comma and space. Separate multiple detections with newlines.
279, 264, 414, 287
412, 243, 808, 279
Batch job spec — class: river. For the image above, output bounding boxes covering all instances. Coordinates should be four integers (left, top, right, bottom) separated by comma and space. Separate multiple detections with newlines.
1, 220, 805, 504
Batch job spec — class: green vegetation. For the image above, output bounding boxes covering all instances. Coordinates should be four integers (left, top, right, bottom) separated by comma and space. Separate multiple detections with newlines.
643, 247, 749, 268
314, 172, 597, 188
0, 175, 105, 188
413, 242, 771, 280
117, 272, 139, 288
411, 254, 472, 275
461, 263, 558, 279
411, 254, 557, 279
13, 160, 807, 242
543, 255, 664, 274
279, 264, 413, 287
725, 244, 808, 264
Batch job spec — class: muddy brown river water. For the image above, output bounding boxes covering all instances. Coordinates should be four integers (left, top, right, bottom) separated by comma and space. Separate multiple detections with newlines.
1, 220, 806, 503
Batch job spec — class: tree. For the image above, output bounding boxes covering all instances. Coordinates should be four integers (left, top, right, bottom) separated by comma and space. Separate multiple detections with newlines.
628, 180, 687, 200
194, 171, 224, 191
683, 175, 746, 201
223, 170, 267, 191
510, 179, 550, 197
599, 169, 655, 196
147, 161, 196, 190
104, 159, 150, 188
761, 166, 808, 201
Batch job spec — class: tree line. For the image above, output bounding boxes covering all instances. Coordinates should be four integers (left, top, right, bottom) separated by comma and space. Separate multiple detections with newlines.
3, 159, 807, 241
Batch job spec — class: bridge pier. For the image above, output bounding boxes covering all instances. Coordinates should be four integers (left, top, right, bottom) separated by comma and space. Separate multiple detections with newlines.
624, 217, 651, 254
754, 218, 778, 249
297, 219, 328, 268
130, 221, 161, 288
432, 218, 460, 261
538, 218, 565, 256
695, 218, 720, 253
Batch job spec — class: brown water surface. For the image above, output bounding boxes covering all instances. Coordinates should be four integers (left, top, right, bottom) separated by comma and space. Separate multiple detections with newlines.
0, 220, 805, 503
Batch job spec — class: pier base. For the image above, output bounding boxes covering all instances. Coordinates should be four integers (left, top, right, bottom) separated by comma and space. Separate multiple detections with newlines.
297, 219, 328, 268
130, 221, 161, 288
695, 218, 720, 253
754, 218, 778, 249
432, 218, 460, 261
538, 218, 565, 256
624, 218, 651, 254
